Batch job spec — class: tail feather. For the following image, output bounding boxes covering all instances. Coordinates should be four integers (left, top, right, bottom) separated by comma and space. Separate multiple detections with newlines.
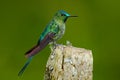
18, 57, 33, 76
18, 32, 56, 76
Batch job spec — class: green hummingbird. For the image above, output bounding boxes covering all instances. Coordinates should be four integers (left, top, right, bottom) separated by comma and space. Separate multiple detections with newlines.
18, 10, 77, 76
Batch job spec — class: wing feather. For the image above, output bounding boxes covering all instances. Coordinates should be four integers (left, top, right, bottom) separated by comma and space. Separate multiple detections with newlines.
25, 32, 55, 58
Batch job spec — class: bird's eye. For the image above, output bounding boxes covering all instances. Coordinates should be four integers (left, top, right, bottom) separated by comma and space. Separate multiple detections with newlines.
61, 14, 65, 16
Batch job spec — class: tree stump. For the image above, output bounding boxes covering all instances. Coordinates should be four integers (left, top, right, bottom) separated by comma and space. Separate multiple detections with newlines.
44, 43, 93, 80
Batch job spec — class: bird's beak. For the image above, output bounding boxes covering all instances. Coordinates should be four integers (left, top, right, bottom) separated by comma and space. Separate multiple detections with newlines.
68, 16, 78, 17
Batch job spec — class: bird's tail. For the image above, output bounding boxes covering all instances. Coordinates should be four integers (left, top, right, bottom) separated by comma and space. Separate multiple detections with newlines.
18, 57, 33, 77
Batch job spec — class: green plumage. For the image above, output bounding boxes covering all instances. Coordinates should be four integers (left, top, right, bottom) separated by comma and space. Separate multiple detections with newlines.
39, 10, 68, 43
18, 10, 77, 77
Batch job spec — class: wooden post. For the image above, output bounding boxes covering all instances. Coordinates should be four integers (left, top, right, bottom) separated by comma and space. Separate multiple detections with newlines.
44, 43, 93, 80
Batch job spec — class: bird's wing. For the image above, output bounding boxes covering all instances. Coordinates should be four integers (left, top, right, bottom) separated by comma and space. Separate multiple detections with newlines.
25, 32, 56, 58
38, 21, 59, 43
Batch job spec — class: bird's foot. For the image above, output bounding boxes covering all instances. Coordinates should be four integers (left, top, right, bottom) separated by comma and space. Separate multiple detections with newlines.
49, 43, 59, 52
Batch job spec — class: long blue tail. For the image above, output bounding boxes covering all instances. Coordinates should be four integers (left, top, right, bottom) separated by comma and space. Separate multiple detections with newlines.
18, 57, 33, 76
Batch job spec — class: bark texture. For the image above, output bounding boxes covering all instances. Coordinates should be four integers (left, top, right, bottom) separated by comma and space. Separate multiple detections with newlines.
44, 43, 93, 80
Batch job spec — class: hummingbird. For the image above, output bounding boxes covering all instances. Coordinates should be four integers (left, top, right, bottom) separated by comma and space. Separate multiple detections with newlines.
18, 10, 77, 76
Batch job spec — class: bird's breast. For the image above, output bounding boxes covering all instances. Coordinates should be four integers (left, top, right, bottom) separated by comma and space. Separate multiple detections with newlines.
60, 24, 65, 35
56, 24, 65, 40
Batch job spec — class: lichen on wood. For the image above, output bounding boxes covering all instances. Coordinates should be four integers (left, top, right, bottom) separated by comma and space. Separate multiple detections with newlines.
44, 43, 93, 80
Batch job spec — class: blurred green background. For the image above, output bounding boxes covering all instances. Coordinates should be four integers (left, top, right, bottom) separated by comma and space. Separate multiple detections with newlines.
0, 0, 120, 80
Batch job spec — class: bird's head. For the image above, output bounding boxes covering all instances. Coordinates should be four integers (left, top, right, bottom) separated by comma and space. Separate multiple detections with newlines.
54, 10, 77, 23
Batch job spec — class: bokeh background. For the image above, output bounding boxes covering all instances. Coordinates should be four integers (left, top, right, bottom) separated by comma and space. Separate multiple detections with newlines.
0, 0, 120, 80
